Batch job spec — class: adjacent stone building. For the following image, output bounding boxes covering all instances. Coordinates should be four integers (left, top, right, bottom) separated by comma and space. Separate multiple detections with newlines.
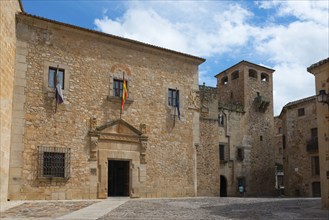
279, 96, 320, 197
198, 61, 276, 197
307, 57, 329, 209
6, 12, 205, 200
0, 0, 23, 203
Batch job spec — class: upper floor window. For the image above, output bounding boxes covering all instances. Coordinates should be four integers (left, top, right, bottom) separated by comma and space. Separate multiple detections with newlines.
311, 128, 317, 139
218, 114, 225, 126
168, 88, 179, 107
298, 108, 305, 116
231, 70, 239, 80
221, 76, 228, 85
48, 67, 65, 89
249, 69, 257, 79
261, 73, 269, 82
237, 147, 244, 161
219, 144, 226, 161
311, 156, 320, 176
113, 79, 126, 97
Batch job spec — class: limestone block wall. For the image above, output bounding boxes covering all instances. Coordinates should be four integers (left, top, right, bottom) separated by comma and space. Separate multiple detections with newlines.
281, 97, 319, 197
8, 14, 204, 200
308, 59, 329, 209
0, 0, 21, 203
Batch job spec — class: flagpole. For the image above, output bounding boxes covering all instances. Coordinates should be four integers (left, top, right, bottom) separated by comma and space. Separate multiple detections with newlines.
55, 65, 59, 113
173, 88, 177, 127
120, 72, 125, 119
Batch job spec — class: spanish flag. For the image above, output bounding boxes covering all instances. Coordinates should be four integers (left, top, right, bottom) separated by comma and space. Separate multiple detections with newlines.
121, 76, 128, 112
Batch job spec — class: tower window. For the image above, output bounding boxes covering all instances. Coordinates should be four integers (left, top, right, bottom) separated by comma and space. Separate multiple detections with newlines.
231, 70, 239, 80
222, 76, 228, 85
298, 108, 305, 116
261, 73, 269, 82
249, 69, 257, 79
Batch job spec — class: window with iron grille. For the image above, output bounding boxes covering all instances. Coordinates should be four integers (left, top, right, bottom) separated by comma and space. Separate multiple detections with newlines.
38, 146, 71, 179
113, 79, 124, 97
219, 144, 228, 162
168, 89, 179, 107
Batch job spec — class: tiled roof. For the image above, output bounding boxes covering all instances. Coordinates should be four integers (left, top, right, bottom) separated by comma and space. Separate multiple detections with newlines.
307, 57, 329, 72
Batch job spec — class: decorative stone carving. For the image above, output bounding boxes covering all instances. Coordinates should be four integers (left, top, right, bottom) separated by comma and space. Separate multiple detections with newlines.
90, 136, 98, 160
188, 90, 200, 110
140, 124, 147, 134
140, 137, 148, 164
90, 117, 97, 131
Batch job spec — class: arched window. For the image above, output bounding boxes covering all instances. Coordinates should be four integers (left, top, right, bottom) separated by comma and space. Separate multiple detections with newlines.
261, 73, 269, 82
222, 76, 228, 85
231, 70, 239, 80
249, 69, 257, 79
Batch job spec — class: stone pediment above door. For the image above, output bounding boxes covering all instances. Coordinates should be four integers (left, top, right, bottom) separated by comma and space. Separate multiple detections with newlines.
89, 119, 145, 143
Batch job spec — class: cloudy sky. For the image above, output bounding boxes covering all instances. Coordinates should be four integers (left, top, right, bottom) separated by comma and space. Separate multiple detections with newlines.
23, 0, 329, 115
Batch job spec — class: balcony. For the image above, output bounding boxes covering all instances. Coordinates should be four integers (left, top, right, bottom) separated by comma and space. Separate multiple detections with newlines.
306, 138, 318, 152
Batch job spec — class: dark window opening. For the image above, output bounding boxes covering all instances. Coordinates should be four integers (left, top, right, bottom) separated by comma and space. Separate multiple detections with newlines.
237, 148, 244, 161
219, 144, 225, 161
312, 156, 320, 176
168, 89, 179, 107
282, 135, 286, 149
249, 69, 257, 78
231, 70, 239, 80
38, 146, 70, 179
222, 76, 228, 85
113, 79, 126, 97
218, 114, 225, 126
298, 108, 305, 116
260, 136, 263, 141
261, 73, 269, 82
48, 67, 65, 89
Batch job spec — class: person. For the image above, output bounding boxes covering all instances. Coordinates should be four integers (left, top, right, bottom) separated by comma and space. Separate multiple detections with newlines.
239, 185, 244, 197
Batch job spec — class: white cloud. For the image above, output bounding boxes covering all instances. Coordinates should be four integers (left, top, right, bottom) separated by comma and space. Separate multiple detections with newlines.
94, 1, 328, 115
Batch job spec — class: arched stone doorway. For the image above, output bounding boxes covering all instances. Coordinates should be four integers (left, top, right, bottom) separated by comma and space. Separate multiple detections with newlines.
220, 175, 227, 197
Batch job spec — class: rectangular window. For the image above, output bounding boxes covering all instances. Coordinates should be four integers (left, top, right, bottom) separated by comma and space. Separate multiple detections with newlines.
260, 136, 263, 141
168, 89, 179, 107
282, 135, 286, 149
311, 128, 318, 139
219, 144, 229, 162
113, 79, 124, 97
237, 148, 244, 161
312, 156, 320, 176
38, 146, 71, 179
48, 67, 65, 89
298, 108, 305, 116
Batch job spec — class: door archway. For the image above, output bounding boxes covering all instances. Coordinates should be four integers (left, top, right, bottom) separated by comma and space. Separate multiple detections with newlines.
220, 175, 227, 197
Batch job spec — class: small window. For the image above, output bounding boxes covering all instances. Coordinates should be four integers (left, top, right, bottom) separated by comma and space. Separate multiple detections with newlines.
249, 69, 257, 79
260, 136, 263, 141
231, 70, 239, 80
237, 148, 244, 161
282, 135, 286, 149
168, 88, 179, 107
278, 127, 282, 134
222, 76, 228, 85
48, 67, 64, 89
38, 146, 71, 179
218, 114, 225, 126
298, 108, 305, 116
261, 73, 269, 82
113, 79, 125, 97
311, 128, 317, 139
219, 144, 228, 162
311, 156, 320, 176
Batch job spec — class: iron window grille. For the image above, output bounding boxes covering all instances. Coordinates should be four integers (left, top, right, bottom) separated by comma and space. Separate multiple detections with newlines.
168, 89, 179, 107
48, 67, 65, 89
38, 146, 71, 179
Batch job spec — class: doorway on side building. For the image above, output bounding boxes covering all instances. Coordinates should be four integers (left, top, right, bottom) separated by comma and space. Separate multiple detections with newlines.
312, 181, 321, 197
108, 160, 130, 197
220, 175, 227, 197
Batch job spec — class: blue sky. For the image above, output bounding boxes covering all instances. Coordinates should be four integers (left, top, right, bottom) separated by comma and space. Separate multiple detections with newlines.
22, 0, 329, 115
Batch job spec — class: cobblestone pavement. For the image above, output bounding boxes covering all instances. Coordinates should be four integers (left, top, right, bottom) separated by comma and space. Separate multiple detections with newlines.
1, 197, 328, 220
98, 197, 329, 220
0, 200, 99, 219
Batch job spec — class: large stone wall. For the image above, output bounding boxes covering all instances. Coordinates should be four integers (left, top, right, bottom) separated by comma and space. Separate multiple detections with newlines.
8, 14, 203, 200
280, 97, 319, 197
0, 0, 21, 203
307, 58, 329, 209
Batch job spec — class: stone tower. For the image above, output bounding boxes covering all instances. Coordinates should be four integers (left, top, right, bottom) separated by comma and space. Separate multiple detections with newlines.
198, 60, 275, 197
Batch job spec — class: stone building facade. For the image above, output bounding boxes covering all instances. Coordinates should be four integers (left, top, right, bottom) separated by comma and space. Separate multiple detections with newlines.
279, 96, 320, 197
307, 58, 329, 209
274, 116, 284, 192
6, 12, 205, 200
0, 0, 23, 203
198, 61, 276, 197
